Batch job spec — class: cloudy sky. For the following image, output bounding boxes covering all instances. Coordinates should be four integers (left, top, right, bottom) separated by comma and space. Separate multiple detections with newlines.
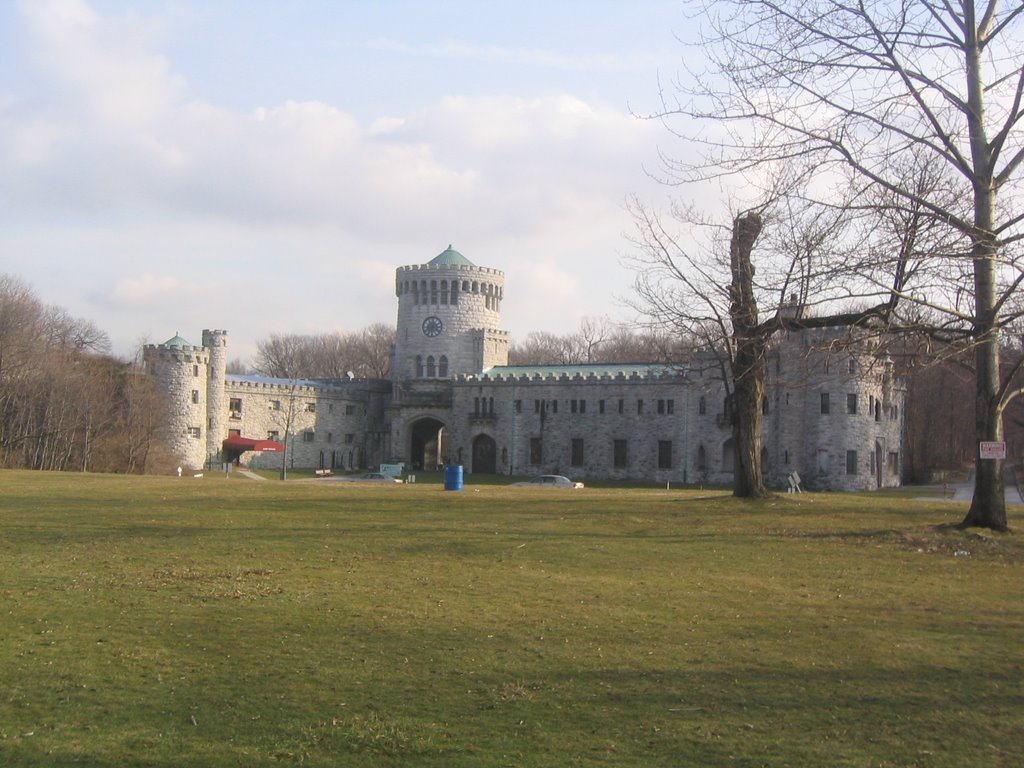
0, 0, 691, 362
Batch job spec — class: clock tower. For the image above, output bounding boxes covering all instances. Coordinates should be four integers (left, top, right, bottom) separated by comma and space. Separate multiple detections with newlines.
392, 245, 509, 381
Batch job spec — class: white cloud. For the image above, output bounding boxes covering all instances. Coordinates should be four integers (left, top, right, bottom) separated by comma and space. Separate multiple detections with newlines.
111, 274, 181, 304
1, 0, 670, 360
365, 37, 642, 72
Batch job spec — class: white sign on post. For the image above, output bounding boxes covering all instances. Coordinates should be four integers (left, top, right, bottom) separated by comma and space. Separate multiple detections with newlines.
979, 441, 1006, 460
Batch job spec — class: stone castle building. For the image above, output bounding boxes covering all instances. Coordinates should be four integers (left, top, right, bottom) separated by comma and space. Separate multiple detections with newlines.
144, 246, 905, 490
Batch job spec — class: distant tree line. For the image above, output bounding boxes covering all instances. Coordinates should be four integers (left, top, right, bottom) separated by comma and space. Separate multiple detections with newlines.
0, 274, 171, 473
250, 324, 395, 379
508, 316, 691, 366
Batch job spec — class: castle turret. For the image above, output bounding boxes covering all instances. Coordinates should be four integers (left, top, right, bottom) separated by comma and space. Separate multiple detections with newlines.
202, 329, 228, 465
143, 333, 210, 469
392, 245, 509, 380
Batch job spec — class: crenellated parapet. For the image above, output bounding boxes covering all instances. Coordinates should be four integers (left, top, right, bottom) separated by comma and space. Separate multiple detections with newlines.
396, 262, 505, 277
460, 363, 685, 384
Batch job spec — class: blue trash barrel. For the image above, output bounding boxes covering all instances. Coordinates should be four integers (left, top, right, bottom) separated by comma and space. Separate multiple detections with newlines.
444, 464, 464, 491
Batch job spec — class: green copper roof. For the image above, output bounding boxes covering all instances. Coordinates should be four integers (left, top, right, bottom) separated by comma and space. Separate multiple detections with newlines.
428, 245, 475, 267
162, 333, 193, 348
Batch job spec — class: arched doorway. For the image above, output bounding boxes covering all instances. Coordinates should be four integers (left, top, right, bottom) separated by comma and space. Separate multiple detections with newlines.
472, 434, 497, 474
410, 417, 446, 470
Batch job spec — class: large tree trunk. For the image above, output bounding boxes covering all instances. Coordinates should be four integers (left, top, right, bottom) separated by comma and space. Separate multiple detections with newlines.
729, 212, 770, 498
963, 256, 1007, 530
961, 14, 1007, 531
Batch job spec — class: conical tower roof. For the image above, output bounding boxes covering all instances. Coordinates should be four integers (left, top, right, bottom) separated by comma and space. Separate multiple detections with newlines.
428, 245, 474, 267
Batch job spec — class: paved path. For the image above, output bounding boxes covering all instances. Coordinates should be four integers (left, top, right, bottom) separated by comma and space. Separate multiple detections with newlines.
927, 470, 1023, 504
233, 468, 268, 481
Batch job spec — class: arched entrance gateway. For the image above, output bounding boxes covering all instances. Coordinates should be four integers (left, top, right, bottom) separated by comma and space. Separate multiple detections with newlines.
472, 434, 497, 474
409, 417, 447, 471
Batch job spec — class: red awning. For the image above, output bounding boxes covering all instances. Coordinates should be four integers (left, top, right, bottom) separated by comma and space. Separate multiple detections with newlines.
222, 435, 285, 453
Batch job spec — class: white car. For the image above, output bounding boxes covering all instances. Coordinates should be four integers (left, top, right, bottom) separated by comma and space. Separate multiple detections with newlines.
511, 475, 584, 489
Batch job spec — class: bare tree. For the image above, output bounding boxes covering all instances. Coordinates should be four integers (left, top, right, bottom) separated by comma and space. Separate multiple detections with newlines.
253, 325, 396, 380
509, 331, 571, 366
656, 1, 1024, 528
226, 358, 250, 375
253, 333, 315, 379
353, 323, 395, 378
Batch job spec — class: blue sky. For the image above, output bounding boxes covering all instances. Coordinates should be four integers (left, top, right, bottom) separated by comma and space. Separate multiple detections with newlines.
0, 0, 689, 362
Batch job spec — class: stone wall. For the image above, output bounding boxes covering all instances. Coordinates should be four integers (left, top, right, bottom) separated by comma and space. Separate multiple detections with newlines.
143, 342, 209, 470
202, 329, 228, 465
221, 376, 391, 471
393, 262, 508, 380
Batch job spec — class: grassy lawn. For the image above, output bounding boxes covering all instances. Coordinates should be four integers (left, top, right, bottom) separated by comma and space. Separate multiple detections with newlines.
0, 470, 1021, 767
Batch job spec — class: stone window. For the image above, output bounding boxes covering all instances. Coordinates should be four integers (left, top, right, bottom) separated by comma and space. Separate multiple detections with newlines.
345, 434, 354, 444
426, 356, 436, 377
187, 426, 201, 439
820, 393, 830, 414
599, 399, 605, 414
657, 399, 665, 414
271, 400, 281, 411
658, 440, 672, 469
618, 399, 624, 414
514, 400, 522, 414
579, 399, 586, 414
530, 437, 543, 464
230, 398, 242, 419
305, 402, 316, 413
303, 431, 315, 443
699, 396, 706, 415
847, 393, 858, 414
345, 405, 355, 415
667, 399, 674, 414
817, 449, 830, 473
267, 430, 279, 441
722, 438, 735, 473
613, 439, 628, 468
875, 401, 882, 421
696, 445, 707, 471
192, 390, 199, 404
193, 364, 199, 377
551, 400, 558, 414
846, 449, 858, 474
762, 396, 769, 414
439, 356, 449, 377
570, 438, 584, 467
637, 399, 644, 414
326, 432, 333, 443
848, 358, 856, 374
416, 355, 424, 378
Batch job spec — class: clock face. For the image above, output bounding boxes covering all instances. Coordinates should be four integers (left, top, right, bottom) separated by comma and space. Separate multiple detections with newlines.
422, 316, 443, 337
